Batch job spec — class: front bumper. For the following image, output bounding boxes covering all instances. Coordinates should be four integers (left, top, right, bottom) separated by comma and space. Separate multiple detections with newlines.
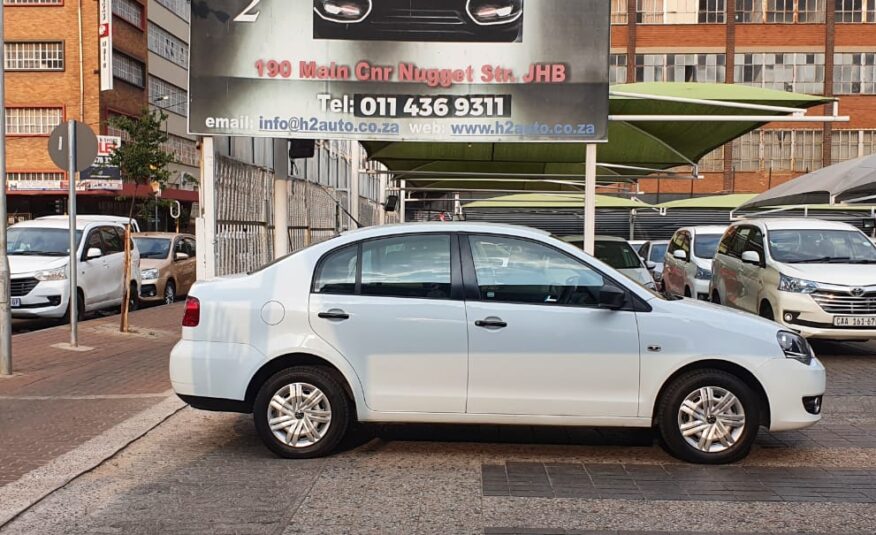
10, 279, 69, 319
775, 292, 876, 340
139, 278, 164, 302
757, 356, 826, 432
693, 278, 711, 300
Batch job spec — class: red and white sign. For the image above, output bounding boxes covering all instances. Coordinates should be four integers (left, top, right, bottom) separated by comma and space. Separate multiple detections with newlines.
99, 0, 113, 91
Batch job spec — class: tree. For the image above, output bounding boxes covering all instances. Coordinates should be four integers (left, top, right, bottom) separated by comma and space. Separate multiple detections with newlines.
107, 108, 173, 222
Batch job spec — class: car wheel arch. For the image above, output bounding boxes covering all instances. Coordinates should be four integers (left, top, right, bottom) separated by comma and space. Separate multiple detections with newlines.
244, 352, 359, 414
651, 359, 771, 429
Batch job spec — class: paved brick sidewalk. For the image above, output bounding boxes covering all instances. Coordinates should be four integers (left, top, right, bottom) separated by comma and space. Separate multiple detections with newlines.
0, 304, 183, 486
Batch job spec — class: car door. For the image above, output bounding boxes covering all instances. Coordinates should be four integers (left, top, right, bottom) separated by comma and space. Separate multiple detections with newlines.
99, 226, 126, 305
738, 226, 765, 314
177, 237, 197, 293
78, 228, 110, 308
663, 233, 683, 295
463, 234, 641, 417
308, 233, 469, 413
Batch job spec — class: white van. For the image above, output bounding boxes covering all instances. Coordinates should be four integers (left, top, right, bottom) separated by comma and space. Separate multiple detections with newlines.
663, 226, 727, 300
36, 215, 141, 233
711, 218, 876, 340
7, 219, 141, 320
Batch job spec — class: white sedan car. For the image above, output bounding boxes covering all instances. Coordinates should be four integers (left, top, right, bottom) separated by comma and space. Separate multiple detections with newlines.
171, 223, 825, 464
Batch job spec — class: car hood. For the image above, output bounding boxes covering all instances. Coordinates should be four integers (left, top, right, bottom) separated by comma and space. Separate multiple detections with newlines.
658, 296, 782, 337
140, 258, 169, 270
8, 255, 68, 276
694, 257, 713, 270
618, 267, 653, 287
780, 263, 876, 286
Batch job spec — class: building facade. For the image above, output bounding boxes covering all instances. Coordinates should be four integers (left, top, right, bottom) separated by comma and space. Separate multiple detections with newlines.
610, 0, 876, 202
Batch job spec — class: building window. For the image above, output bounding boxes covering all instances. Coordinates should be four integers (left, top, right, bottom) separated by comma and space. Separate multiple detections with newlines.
636, 54, 726, 83
611, 0, 628, 23
5, 107, 63, 135
834, 53, 876, 94
8, 172, 64, 182
699, 0, 726, 22
737, 0, 824, 22
832, 130, 876, 161
735, 130, 823, 171
732, 131, 762, 171
793, 130, 823, 171
113, 51, 145, 87
766, 0, 796, 22
3, 0, 62, 4
735, 0, 761, 21
162, 134, 199, 167
797, 0, 825, 21
699, 146, 725, 172
155, 0, 190, 22
149, 76, 187, 116
835, 0, 876, 22
610, 54, 627, 84
3, 41, 64, 71
148, 24, 189, 69
734, 53, 824, 94
636, 0, 664, 23
113, 0, 144, 28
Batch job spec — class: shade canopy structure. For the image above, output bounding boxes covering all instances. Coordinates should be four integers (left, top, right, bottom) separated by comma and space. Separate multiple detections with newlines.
362, 83, 835, 192
740, 154, 876, 210
463, 193, 652, 209
657, 194, 758, 210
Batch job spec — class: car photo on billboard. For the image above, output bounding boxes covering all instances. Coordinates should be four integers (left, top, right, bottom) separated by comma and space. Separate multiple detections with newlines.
313, 0, 524, 42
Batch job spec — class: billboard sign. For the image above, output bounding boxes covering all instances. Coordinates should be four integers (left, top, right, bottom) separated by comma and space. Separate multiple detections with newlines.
99, 0, 113, 91
189, 0, 609, 142
80, 136, 123, 190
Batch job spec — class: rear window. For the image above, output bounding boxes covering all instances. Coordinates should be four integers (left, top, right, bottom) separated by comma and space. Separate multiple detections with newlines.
648, 243, 667, 263
693, 234, 722, 260
594, 241, 642, 270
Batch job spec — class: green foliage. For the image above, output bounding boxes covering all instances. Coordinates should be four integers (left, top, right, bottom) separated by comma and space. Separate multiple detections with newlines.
107, 108, 173, 189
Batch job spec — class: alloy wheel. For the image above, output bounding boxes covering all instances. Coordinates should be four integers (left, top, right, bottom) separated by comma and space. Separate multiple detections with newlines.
267, 383, 332, 448
164, 283, 176, 305
677, 386, 746, 453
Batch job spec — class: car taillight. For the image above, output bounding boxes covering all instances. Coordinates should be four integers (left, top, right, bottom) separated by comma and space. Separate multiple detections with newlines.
182, 297, 200, 327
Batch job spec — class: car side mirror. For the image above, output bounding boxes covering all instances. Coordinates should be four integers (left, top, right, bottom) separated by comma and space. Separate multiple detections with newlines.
598, 285, 627, 310
645, 260, 657, 271
175, 252, 190, 261
673, 249, 688, 262
741, 250, 761, 266
86, 247, 103, 260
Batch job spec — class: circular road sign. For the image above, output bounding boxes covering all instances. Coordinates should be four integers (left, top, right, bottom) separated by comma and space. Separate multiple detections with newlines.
48, 121, 99, 172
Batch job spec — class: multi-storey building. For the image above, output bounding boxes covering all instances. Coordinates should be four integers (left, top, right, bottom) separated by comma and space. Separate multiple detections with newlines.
3, 0, 197, 226
611, 0, 875, 202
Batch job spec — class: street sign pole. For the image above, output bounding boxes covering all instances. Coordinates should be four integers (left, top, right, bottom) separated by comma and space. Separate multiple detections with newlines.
67, 120, 79, 347
0, 2, 13, 376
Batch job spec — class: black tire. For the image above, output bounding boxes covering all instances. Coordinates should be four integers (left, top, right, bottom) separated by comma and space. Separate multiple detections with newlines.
253, 366, 351, 459
62, 289, 86, 324
711, 290, 721, 305
163, 280, 176, 305
657, 369, 760, 464
128, 283, 140, 312
759, 301, 774, 321
684, 286, 692, 298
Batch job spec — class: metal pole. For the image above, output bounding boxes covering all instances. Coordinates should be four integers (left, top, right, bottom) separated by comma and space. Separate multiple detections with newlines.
68, 120, 79, 347
0, 2, 14, 375
583, 144, 597, 255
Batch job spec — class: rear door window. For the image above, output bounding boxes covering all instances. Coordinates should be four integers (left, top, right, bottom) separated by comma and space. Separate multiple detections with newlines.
361, 234, 451, 299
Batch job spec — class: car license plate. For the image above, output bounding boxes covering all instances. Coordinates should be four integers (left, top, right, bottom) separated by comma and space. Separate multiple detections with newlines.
10, 298, 20, 308
834, 316, 876, 327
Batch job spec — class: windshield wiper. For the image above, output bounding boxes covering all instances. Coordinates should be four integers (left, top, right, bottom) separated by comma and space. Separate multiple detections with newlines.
786, 256, 834, 264
847, 259, 876, 264
8, 251, 66, 256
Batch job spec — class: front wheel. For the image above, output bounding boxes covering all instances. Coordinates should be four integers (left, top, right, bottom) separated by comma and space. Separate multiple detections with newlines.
657, 369, 760, 464
253, 366, 351, 459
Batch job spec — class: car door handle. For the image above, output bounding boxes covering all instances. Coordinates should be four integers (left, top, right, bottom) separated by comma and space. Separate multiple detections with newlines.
475, 317, 507, 329
318, 310, 350, 321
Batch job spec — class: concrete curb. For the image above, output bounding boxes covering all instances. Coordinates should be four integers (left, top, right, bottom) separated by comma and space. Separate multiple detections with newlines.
0, 393, 186, 528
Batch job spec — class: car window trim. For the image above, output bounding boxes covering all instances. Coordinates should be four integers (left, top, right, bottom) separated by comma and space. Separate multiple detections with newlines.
460, 232, 650, 313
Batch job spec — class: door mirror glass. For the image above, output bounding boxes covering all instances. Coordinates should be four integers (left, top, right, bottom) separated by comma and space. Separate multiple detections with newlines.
741, 250, 761, 265
673, 249, 688, 261
645, 260, 657, 271
598, 285, 627, 310
86, 247, 103, 260
175, 252, 190, 261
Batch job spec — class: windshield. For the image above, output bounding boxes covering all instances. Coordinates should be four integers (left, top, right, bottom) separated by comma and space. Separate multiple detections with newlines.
7, 228, 82, 256
649, 243, 668, 263
693, 234, 721, 260
768, 229, 876, 264
134, 238, 172, 260
594, 241, 643, 270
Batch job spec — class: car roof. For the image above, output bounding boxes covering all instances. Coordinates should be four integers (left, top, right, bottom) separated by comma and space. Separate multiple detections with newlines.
12, 218, 101, 231
134, 232, 193, 239
736, 218, 860, 231
675, 225, 728, 236
340, 222, 551, 239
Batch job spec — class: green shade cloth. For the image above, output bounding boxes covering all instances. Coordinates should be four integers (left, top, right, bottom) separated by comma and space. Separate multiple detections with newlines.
464, 193, 652, 209
656, 194, 758, 210
362, 83, 830, 191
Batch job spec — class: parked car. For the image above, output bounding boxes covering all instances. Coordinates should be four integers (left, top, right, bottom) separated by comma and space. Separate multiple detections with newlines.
36, 215, 141, 233
171, 222, 824, 464
663, 226, 727, 300
711, 218, 876, 340
134, 233, 197, 305
563, 235, 657, 290
7, 219, 140, 320
637, 240, 670, 290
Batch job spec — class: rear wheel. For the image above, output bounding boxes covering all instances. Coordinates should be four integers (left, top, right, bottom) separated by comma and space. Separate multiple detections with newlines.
128, 283, 140, 312
253, 366, 351, 459
163, 281, 176, 305
62, 289, 86, 324
657, 369, 760, 464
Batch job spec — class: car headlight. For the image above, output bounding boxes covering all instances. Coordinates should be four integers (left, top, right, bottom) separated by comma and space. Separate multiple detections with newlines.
695, 266, 712, 280
778, 273, 819, 294
314, 0, 371, 22
467, 0, 523, 24
34, 266, 67, 281
141, 268, 160, 280
777, 330, 813, 365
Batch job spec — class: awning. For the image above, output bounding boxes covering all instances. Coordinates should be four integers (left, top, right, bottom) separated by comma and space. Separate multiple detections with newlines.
463, 193, 651, 209
362, 82, 834, 191
740, 154, 876, 209
656, 194, 757, 210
